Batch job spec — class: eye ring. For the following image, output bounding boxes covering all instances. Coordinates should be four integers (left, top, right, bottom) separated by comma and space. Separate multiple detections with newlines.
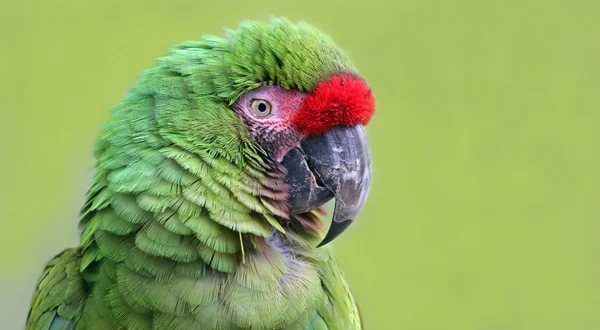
251, 99, 272, 117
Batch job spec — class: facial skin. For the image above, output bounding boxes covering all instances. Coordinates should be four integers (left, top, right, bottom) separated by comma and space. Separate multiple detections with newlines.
232, 85, 306, 162
232, 75, 375, 246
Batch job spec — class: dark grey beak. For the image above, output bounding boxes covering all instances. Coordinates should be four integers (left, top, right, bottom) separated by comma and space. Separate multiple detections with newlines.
281, 125, 372, 247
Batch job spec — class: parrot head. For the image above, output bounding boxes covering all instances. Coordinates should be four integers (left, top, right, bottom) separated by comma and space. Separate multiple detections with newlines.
127, 18, 375, 247
233, 74, 374, 246
223, 19, 375, 246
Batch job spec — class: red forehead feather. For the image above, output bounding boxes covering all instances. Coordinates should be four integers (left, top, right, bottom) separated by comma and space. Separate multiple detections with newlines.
293, 73, 375, 135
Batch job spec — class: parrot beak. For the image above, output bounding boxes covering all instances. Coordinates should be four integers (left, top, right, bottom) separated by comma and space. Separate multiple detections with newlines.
281, 125, 372, 247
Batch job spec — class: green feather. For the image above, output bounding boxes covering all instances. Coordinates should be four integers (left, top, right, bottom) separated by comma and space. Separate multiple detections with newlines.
105, 287, 152, 330
159, 159, 198, 185
134, 229, 199, 262
111, 193, 152, 224
174, 260, 207, 278
196, 242, 238, 273
155, 210, 194, 235
26, 249, 86, 330
178, 211, 241, 254
28, 17, 365, 330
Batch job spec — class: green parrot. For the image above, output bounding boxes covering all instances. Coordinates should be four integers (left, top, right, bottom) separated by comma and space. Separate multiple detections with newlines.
25, 17, 375, 330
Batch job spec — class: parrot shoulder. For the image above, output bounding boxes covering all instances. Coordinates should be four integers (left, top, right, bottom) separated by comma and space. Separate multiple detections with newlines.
287, 248, 362, 330
315, 250, 363, 330
25, 248, 87, 330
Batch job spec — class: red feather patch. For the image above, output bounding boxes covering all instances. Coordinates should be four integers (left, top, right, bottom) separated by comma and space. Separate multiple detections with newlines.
293, 73, 375, 135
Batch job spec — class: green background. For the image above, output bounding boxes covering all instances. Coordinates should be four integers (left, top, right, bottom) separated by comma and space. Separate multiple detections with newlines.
1, 1, 599, 329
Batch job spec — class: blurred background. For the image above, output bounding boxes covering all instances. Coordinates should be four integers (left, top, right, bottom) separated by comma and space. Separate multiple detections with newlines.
1, 0, 599, 329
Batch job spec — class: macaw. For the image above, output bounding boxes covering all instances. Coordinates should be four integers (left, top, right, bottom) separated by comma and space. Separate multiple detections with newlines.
26, 17, 375, 330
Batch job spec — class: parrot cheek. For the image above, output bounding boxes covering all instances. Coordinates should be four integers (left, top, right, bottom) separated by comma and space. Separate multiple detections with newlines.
281, 124, 372, 247
258, 125, 304, 162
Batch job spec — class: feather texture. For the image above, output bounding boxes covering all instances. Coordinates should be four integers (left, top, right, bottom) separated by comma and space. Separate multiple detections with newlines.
26, 18, 363, 329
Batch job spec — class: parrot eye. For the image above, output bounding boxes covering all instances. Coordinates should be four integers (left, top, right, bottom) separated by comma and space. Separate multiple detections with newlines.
251, 99, 272, 117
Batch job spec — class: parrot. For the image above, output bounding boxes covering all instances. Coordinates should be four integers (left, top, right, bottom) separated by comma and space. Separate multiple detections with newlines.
25, 17, 375, 330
